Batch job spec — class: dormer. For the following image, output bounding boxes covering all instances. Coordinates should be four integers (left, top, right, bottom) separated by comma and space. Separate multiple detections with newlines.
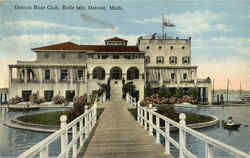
105, 37, 128, 46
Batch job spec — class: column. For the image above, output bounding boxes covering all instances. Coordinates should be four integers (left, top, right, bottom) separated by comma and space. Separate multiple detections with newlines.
24, 68, 28, 83
70, 68, 73, 85
9, 67, 12, 87
0, 93, 2, 104
55, 68, 58, 83
39, 68, 43, 84
208, 84, 212, 105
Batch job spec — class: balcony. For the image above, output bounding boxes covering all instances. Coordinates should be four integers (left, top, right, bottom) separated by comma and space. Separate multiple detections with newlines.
197, 78, 211, 84
43, 79, 55, 84
180, 80, 194, 84
12, 79, 24, 83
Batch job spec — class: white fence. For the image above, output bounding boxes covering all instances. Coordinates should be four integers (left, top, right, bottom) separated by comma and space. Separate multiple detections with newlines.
17, 103, 98, 158
127, 95, 249, 158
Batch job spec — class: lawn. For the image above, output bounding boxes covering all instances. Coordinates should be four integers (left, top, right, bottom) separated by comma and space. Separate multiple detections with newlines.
18, 108, 105, 126
128, 108, 213, 125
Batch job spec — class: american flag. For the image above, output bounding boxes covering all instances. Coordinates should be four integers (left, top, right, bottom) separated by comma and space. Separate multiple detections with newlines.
162, 15, 175, 27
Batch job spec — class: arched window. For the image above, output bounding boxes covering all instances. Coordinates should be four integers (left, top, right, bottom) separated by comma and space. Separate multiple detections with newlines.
110, 67, 122, 80
127, 67, 139, 80
93, 67, 105, 80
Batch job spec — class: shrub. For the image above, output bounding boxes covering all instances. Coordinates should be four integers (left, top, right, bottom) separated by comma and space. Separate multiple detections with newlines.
66, 95, 88, 122
29, 94, 45, 104
8, 96, 23, 104
52, 95, 65, 104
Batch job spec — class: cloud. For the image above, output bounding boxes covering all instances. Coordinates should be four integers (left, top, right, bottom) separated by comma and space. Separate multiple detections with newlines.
5, 20, 119, 32
131, 10, 231, 35
80, 13, 116, 29
193, 37, 250, 57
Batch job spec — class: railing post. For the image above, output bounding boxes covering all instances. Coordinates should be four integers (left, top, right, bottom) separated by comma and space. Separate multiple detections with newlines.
205, 143, 214, 158
140, 108, 143, 126
179, 113, 186, 158
72, 125, 77, 158
164, 120, 170, 154
137, 102, 140, 123
94, 103, 97, 124
144, 109, 147, 130
85, 106, 89, 138
60, 115, 68, 158
88, 109, 93, 133
156, 116, 160, 144
80, 117, 84, 147
40, 145, 49, 158
149, 104, 153, 136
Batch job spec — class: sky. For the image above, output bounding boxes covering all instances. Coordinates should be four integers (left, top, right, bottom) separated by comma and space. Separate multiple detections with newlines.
0, 0, 249, 90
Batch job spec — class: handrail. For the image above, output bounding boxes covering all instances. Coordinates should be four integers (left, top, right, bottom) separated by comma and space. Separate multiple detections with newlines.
126, 95, 249, 158
17, 93, 106, 158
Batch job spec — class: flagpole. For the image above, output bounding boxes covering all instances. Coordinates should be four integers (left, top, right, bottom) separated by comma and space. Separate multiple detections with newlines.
162, 14, 164, 39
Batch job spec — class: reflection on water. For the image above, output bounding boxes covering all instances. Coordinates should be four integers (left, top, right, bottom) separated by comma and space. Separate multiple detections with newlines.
0, 108, 63, 158
169, 106, 250, 158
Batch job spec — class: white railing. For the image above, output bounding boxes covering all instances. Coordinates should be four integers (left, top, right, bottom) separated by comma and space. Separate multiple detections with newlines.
17, 102, 99, 158
126, 95, 249, 158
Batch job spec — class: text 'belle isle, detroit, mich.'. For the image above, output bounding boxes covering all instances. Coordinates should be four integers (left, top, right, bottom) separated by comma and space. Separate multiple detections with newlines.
14, 4, 123, 10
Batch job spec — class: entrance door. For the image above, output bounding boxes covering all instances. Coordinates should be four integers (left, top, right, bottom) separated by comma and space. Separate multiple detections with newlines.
110, 67, 122, 80
66, 90, 75, 102
22, 90, 32, 102
44, 90, 54, 101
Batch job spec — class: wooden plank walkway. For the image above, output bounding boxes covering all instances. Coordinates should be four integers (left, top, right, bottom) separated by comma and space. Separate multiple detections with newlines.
80, 87, 173, 158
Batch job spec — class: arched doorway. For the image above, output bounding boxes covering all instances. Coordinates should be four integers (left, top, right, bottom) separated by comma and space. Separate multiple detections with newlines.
127, 67, 139, 80
93, 67, 105, 80
110, 67, 122, 80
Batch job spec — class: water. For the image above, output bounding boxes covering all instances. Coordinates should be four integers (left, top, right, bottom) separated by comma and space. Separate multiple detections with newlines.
1, 106, 250, 158
168, 106, 250, 158
0, 107, 67, 158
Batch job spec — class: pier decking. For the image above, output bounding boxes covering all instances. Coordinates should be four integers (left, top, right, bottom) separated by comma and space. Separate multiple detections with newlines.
80, 88, 173, 158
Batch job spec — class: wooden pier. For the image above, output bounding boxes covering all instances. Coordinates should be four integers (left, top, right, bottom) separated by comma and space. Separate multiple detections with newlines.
80, 88, 173, 158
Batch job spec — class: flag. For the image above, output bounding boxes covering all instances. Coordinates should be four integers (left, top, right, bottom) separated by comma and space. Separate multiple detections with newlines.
162, 15, 175, 27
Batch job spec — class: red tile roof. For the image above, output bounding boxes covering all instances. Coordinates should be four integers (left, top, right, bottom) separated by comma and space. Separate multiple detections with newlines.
32, 42, 142, 53
32, 42, 83, 51
105, 37, 128, 42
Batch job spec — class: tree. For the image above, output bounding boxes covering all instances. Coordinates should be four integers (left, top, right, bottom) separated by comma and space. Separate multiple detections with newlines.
187, 88, 198, 99
175, 88, 185, 98
145, 83, 154, 97
159, 85, 171, 98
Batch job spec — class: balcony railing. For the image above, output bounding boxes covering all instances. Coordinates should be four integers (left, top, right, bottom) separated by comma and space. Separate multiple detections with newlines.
43, 79, 55, 84
180, 80, 194, 84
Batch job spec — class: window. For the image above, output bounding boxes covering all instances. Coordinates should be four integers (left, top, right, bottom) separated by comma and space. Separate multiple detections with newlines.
169, 56, 177, 64
145, 56, 150, 63
61, 54, 66, 59
44, 53, 49, 59
158, 46, 162, 50
183, 73, 187, 80
78, 53, 82, 59
113, 55, 120, 59
146, 46, 150, 50
182, 56, 190, 64
101, 55, 108, 59
124, 55, 131, 59
170, 46, 174, 50
156, 56, 164, 64
45, 69, 50, 80
77, 70, 83, 80
171, 73, 175, 80
60, 69, 68, 80
182, 46, 185, 50
93, 67, 105, 80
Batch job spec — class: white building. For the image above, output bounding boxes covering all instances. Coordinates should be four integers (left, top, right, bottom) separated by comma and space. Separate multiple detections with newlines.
8, 36, 212, 103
